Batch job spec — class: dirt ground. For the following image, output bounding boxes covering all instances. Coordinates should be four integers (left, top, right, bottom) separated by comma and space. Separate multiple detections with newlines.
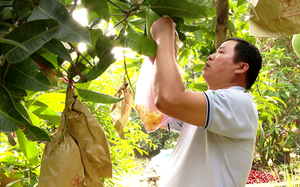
116, 158, 162, 187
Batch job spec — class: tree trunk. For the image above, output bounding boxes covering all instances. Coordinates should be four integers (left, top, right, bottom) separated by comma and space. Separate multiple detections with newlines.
215, 0, 229, 49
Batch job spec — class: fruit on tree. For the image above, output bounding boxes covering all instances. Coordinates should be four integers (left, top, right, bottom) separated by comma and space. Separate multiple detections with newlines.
292, 34, 300, 58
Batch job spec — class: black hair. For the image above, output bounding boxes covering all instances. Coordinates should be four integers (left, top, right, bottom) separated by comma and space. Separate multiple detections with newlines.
226, 37, 262, 90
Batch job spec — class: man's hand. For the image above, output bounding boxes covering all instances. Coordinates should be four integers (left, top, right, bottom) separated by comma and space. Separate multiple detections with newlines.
150, 16, 176, 44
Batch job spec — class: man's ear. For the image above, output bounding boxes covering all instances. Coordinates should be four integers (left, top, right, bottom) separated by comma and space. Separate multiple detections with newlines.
235, 62, 249, 74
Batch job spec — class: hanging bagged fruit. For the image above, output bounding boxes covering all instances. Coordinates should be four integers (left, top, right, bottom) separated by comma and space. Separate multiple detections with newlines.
134, 12, 180, 132
249, 0, 300, 37
39, 86, 112, 187
64, 89, 112, 178
110, 80, 133, 139
38, 131, 86, 187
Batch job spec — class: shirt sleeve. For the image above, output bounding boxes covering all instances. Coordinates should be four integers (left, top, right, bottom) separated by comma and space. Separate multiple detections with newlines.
203, 89, 258, 139
167, 118, 184, 132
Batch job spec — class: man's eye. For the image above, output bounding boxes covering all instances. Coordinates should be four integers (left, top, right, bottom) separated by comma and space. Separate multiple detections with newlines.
218, 50, 224, 54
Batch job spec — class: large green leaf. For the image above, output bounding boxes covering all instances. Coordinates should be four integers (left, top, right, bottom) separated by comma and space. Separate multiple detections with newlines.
237, 0, 246, 7
26, 100, 61, 125
258, 123, 265, 149
4, 58, 52, 91
40, 51, 61, 69
95, 35, 115, 58
4, 82, 27, 102
16, 129, 38, 165
82, 0, 110, 21
0, 84, 50, 141
43, 39, 73, 63
77, 88, 123, 103
82, 51, 116, 82
149, 0, 206, 19
35, 92, 66, 112
28, 0, 92, 46
0, 0, 12, 6
1, 19, 60, 64
89, 28, 103, 48
121, 32, 157, 57
0, 38, 29, 53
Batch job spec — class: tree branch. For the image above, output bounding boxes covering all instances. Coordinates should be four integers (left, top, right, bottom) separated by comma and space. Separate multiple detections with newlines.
107, 0, 126, 13
215, 0, 229, 49
123, 48, 135, 95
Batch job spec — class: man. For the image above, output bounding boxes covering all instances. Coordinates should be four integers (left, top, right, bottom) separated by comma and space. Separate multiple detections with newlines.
150, 17, 262, 187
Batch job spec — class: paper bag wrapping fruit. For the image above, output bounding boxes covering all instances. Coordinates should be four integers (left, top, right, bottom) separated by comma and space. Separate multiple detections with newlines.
134, 58, 172, 132
110, 83, 133, 139
38, 89, 112, 187
66, 89, 112, 177
38, 131, 83, 187
249, 0, 300, 37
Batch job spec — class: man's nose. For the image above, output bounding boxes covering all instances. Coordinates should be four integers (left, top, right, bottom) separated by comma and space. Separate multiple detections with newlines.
208, 54, 214, 61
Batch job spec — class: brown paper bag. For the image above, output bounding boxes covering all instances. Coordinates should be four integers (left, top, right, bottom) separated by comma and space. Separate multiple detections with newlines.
38, 131, 85, 187
66, 90, 112, 178
110, 84, 133, 139
249, 0, 300, 37
39, 88, 112, 187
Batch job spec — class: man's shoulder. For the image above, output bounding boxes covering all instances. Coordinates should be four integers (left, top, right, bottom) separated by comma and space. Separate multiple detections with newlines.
205, 86, 253, 102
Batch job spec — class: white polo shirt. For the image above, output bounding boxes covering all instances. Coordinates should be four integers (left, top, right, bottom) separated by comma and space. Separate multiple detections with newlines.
159, 86, 258, 187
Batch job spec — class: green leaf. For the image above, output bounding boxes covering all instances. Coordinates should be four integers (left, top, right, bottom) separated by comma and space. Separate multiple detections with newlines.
1, 19, 60, 64
0, 0, 12, 6
28, 0, 92, 46
179, 49, 191, 66
227, 20, 236, 33
194, 30, 203, 42
4, 58, 52, 91
150, 0, 206, 19
121, 32, 157, 57
77, 88, 123, 103
207, 17, 216, 31
193, 64, 205, 72
179, 24, 200, 32
35, 92, 66, 112
95, 35, 115, 58
0, 84, 50, 141
40, 51, 61, 69
0, 38, 29, 53
258, 123, 265, 149
26, 100, 61, 125
189, 83, 208, 91
89, 28, 103, 48
82, 51, 116, 82
4, 82, 27, 102
82, 0, 110, 21
109, 0, 131, 10
237, 0, 246, 7
16, 129, 38, 165
43, 39, 73, 63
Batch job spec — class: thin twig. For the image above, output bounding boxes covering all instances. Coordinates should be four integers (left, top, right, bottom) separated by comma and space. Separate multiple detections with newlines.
2, 63, 10, 84
107, 0, 127, 12
123, 47, 135, 95
70, 0, 78, 14
68, 43, 93, 67
89, 18, 101, 29
111, 14, 127, 17
70, 61, 87, 82
104, 16, 128, 36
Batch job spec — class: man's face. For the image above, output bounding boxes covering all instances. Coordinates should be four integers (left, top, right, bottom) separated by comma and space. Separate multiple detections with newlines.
203, 40, 239, 90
